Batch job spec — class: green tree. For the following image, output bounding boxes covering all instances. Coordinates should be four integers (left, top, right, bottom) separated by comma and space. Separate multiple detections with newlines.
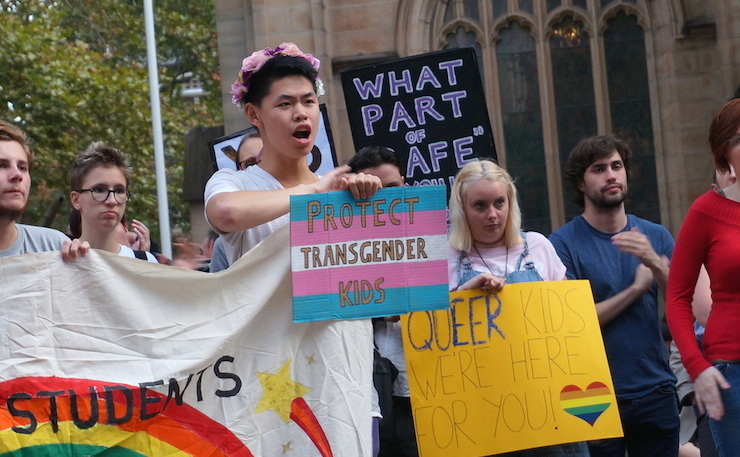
0, 0, 222, 245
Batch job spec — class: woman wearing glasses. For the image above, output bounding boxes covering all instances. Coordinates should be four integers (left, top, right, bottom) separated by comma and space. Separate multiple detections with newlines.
69, 142, 158, 262
235, 127, 263, 171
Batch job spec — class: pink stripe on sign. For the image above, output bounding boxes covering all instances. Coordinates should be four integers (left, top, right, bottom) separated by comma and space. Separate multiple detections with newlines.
290, 209, 447, 245
291, 259, 448, 297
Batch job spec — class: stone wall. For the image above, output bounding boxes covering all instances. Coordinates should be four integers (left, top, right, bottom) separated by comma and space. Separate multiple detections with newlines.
210, 0, 739, 235
214, 0, 401, 165
648, 0, 739, 231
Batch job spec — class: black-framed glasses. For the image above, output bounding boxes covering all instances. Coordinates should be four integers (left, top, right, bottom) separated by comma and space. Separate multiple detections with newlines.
237, 158, 258, 171
77, 186, 131, 204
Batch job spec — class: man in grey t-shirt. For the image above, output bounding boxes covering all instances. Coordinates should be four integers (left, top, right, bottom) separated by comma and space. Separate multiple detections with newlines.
0, 120, 72, 257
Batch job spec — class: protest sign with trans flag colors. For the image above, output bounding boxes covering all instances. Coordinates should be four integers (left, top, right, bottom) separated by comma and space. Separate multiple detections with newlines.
290, 186, 449, 323
0, 226, 372, 456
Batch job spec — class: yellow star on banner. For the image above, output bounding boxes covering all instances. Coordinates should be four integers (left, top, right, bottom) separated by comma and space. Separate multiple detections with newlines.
281, 441, 293, 453
305, 354, 316, 365
255, 360, 311, 422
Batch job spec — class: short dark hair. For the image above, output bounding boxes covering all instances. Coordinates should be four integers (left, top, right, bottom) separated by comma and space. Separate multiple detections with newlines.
244, 55, 319, 107
564, 135, 632, 207
70, 142, 131, 191
0, 120, 33, 169
347, 146, 404, 175
709, 99, 740, 174
68, 208, 82, 239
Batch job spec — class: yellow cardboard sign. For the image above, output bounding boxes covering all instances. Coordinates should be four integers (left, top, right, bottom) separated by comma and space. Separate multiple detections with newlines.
402, 280, 623, 456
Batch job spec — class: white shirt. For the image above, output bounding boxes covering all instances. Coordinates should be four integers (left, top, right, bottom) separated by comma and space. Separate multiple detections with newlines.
447, 231, 566, 287
204, 166, 309, 264
118, 244, 158, 263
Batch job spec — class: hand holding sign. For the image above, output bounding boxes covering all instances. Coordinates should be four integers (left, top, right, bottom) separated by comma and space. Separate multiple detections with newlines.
345, 172, 382, 200
290, 186, 449, 322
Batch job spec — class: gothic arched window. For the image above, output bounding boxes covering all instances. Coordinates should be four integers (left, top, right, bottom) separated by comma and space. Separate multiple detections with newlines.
433, 0, 659, 233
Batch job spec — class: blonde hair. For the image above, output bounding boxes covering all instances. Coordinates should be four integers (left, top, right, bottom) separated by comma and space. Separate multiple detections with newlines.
448, 160, 523, 253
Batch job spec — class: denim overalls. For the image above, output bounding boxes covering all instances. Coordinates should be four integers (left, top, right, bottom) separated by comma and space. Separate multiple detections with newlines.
455, 232, 543, 289
453, 234, 592, 457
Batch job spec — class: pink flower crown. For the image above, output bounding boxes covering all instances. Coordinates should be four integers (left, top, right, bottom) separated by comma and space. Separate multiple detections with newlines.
230, 42, 324, 107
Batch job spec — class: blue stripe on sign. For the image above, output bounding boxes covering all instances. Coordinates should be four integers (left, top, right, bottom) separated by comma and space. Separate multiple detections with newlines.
290, 186, 447, 221
292, 284, 450, 323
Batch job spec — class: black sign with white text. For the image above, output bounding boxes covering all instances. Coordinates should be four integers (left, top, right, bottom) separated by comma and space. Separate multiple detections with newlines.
341, 47, 496, 195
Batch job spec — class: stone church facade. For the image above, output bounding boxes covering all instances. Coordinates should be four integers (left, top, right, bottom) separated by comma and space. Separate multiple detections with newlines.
208, 0, 739, 236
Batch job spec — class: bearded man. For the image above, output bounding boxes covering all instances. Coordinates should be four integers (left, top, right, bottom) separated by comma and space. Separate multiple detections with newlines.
550, 135, 679, 457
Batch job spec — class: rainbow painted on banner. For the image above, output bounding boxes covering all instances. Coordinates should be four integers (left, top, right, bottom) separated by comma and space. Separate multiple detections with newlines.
289, 186, 450, 323
559, 382, 613, 426
0, 377, 253, 456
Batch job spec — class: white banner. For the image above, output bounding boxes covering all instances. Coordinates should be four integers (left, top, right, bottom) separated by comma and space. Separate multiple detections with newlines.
0, 225, 372, 456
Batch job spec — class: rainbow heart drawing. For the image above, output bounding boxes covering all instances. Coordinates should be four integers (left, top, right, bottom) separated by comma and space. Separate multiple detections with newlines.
560, 382, 613, 426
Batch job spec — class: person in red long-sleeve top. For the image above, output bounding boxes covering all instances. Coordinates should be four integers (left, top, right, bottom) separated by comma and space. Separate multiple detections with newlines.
667, 98, 740, 457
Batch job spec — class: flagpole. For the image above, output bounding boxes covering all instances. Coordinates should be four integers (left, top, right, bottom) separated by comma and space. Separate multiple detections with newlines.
143, 0, 172, 259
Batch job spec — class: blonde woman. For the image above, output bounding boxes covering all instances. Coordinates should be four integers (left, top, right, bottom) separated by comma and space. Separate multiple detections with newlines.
448, 160, 587, 457
449, 160, 565, 291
